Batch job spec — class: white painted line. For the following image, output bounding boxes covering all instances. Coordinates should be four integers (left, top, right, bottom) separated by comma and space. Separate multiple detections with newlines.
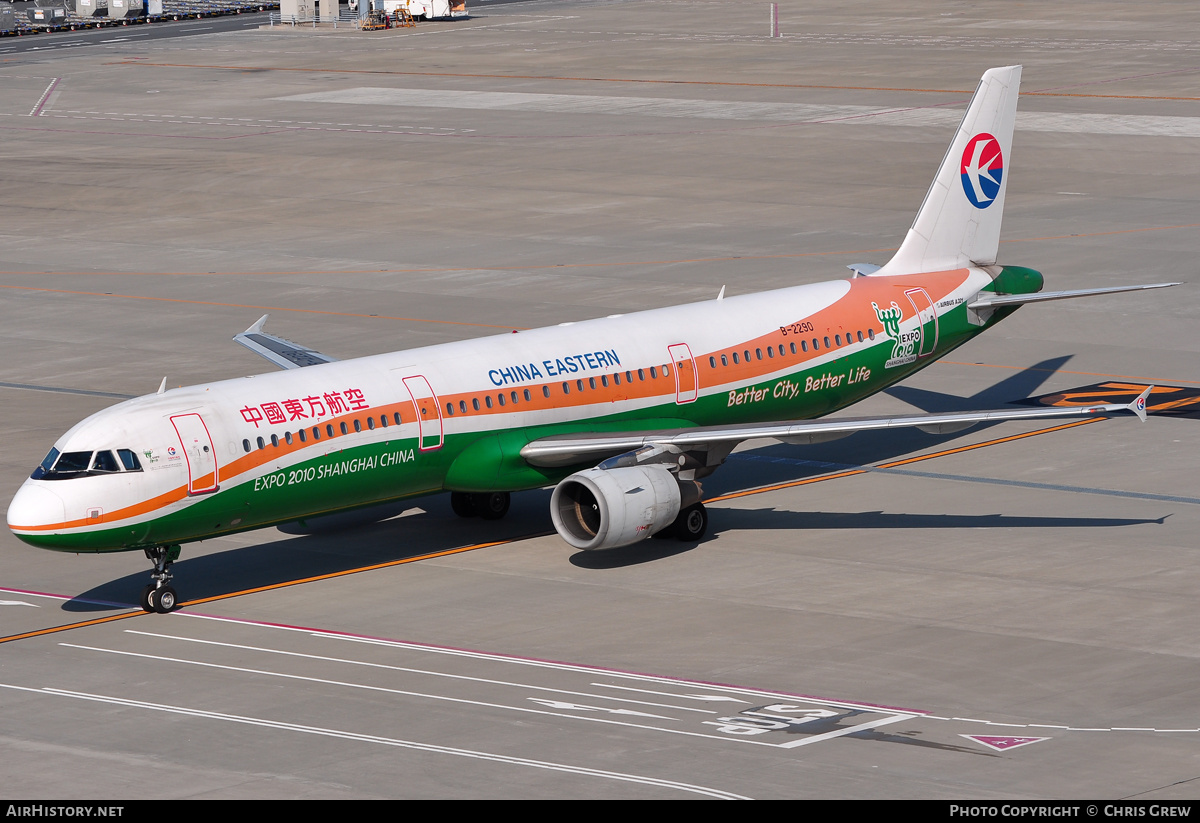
124, 631, 719, 714
593, 683, 748, 703
60, 643, 761, 746
777, 713, 916, 749
178, 611, 919, 714
0, 683, 747, 800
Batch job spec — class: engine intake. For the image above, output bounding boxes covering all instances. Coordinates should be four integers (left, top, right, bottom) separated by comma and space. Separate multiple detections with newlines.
551, 464, 696, 550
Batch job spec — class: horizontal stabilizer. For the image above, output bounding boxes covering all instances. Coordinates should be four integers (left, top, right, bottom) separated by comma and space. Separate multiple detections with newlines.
521, 388, 1153, 468
233, 315, 339, 370
968, 282, 1180, 310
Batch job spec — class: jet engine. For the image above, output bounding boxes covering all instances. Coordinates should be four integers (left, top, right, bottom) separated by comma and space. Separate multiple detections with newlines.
550, 462, 704, 551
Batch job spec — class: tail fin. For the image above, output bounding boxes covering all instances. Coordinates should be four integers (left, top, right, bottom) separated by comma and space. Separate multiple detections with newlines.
876, 65, 1022, 275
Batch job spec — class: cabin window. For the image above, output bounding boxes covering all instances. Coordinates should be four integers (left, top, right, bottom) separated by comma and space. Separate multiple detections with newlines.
824, 336, 831, 349
625, 371, 633, 383
731, 352, 739, 365
271, 434, 280, 447
394, 412, 402, 426
743, 350, 750, 363
562, 382, 570, 394
600, 376, 608, 388
299, 429, 307, 443
472, 398, 480, 411
497, 393, 506, 407
868, 329, 876, 341
340, 422, 348, 436
367, 417, 376, 430
790, 342, 797, 355
576, 379, 584, 393
258, 437, 266, 450
812, 338, 820, 351
380, 415, 388, 428
354, 419, 362, 433
459, 400, 467, 414
543, 386, 550, 398
313, 427, 321, 440
721, 354, 728, 367
857, 330, 864, 343
767, 347, 774, 359
243, 439, 251, 453
835, 334, 842, 346
512, 391, 520, 404
524, 389, 532, 401
709, 356, 716, 369
613, 373, 622, 386
446, 403, 454, 416
327, 424, 335, 438
588, 377, 596, 390
284, 432, 293, 446
755, 348, 762, 360
663, 364, 670, 377
485, 396, 493, 409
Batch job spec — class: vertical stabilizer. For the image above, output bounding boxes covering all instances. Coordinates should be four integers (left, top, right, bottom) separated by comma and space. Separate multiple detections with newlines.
875, 65, 1022, 275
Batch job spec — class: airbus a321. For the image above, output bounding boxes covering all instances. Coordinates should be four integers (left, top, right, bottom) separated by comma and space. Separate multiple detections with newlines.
7, 66, 1176, 613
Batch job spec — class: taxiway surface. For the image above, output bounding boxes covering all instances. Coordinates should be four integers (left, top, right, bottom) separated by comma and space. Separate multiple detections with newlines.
1, 0, 1198, 799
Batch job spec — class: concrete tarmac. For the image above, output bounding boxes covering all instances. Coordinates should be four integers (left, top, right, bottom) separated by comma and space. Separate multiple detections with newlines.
0, 0, 1198, 800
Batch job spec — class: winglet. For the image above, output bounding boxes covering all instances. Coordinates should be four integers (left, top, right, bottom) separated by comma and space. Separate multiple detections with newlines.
1129, 385, 1152, 422
233, 316, 339, 370
245, 314, 269, 335
156, 376, 167, 395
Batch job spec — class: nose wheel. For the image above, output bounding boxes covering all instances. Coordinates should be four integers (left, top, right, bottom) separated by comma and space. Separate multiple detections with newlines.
141, 545, 181, 614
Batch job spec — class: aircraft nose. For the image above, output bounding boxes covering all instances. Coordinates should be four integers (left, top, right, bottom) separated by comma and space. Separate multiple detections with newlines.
7, 483, 66, 534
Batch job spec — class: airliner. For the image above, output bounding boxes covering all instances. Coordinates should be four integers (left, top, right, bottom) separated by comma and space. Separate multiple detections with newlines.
7, 66, 1175, 613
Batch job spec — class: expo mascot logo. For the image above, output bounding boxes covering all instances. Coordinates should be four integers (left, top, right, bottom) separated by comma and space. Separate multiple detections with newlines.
872, 301, 919, 369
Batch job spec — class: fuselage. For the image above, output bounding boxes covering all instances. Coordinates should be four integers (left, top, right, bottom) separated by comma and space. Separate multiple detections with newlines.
8, 265, 1030, 553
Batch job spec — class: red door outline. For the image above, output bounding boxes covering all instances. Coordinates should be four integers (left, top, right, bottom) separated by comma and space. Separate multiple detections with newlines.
904, 287, 939, 358
667, 343, 699, 404
170, 413, 219, 495
402, 375, 444, 451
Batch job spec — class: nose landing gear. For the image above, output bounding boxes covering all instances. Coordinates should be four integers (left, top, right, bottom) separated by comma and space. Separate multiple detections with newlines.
140, 544, 181, 614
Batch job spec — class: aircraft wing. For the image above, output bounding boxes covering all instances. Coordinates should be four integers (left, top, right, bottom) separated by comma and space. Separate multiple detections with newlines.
233, 315, 340, 370
519, 386, 1153, 468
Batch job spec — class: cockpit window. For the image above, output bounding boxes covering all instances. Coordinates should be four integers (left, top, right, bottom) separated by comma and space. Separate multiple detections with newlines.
53, 452, 93, 473
35, 448, 145, 480
91, 451, 120, 473
29, 448, 60, 480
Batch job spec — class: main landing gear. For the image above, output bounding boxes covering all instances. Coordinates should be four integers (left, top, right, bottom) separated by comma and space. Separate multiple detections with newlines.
450, 491, 511, 521
654, 502, 709, 542
140, 544, 181, 614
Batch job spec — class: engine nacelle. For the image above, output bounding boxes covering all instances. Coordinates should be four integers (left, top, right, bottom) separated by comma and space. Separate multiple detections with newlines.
551, 465, 684, 551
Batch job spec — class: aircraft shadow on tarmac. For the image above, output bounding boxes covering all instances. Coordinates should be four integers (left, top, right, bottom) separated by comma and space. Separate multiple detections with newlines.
64, 357, 1170, 609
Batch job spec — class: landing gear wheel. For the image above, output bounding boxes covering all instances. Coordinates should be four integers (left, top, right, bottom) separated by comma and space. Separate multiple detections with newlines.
149, 585, 177, 614
477, 492, 510, 521
673, 503, 708, 542
139, 584, 156, 613
450, 491, 477, 518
